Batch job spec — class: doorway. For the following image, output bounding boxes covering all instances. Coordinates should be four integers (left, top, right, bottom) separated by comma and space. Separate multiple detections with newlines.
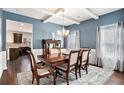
6, 20, 33, 61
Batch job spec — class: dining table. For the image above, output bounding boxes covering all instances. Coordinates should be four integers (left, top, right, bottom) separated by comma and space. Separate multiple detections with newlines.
37, 53, 69, 70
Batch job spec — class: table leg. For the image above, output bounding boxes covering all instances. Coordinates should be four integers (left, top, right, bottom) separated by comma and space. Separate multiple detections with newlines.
52, 66, 57, 85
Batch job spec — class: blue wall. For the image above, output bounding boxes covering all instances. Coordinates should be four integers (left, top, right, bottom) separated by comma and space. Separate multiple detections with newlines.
2, 11, 63, 50
67, 9, 124, 48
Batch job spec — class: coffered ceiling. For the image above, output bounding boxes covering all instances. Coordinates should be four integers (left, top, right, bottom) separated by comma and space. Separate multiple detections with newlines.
3, 8, 121, 26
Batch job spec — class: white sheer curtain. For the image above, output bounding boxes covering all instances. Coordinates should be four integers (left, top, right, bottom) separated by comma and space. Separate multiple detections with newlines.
97, 22, 124, 72
67, 31, 80, 50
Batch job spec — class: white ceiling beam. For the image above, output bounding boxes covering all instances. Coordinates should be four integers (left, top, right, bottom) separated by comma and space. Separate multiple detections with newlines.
83, 8, 99, 19
64, 15, 80, 24
39, 8, 80, 24
43, 8, 63, 23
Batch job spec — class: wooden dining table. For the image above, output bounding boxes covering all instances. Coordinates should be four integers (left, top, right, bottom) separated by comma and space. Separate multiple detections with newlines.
37, 53, 69, 69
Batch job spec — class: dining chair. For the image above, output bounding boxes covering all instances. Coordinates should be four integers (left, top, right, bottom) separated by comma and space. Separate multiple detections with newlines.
26, 50, 56, 85
79, 49, 91, 78
56, 50, 80, 85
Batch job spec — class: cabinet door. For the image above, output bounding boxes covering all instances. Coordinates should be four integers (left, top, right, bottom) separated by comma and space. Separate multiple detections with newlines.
13, 33, 22, 43
9, 48, 19, 61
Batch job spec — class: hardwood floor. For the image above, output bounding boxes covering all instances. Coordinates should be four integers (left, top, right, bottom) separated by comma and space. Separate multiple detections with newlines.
0, 55, 124, 85
0, 56, 31, 85
105, 71, 124, 85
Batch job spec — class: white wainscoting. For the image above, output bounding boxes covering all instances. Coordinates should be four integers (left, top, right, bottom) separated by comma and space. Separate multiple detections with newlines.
0, 51, 7, 78
89, 49, 97, 65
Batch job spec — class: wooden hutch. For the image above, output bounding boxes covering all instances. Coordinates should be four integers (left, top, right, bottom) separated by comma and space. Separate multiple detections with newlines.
42, 39, 61, 55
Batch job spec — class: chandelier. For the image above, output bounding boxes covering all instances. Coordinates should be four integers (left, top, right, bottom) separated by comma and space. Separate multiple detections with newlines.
57, 9, 70, 37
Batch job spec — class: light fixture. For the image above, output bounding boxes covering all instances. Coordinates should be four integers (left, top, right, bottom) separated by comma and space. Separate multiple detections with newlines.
57, 9, 70, 37
18, 23, 24, 31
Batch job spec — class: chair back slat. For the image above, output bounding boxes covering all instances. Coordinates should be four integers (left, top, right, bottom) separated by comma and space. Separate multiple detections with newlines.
26, 50, 38, 75
80, 49, 91, 65
68, 50, 80, 68
82, 51, 89, 61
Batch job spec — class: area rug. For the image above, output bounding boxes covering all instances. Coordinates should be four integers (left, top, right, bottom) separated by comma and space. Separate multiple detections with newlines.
17, 65, 113, 85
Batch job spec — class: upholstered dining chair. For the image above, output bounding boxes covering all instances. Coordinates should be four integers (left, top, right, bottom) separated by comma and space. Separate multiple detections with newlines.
56, 50, 80, 85
79, 49, 91, 78
26, 50, 56, 85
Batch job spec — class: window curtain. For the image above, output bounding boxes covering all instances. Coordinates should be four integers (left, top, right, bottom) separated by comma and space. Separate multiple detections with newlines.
96, 22, 124, 72
67, 31, 80, 50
